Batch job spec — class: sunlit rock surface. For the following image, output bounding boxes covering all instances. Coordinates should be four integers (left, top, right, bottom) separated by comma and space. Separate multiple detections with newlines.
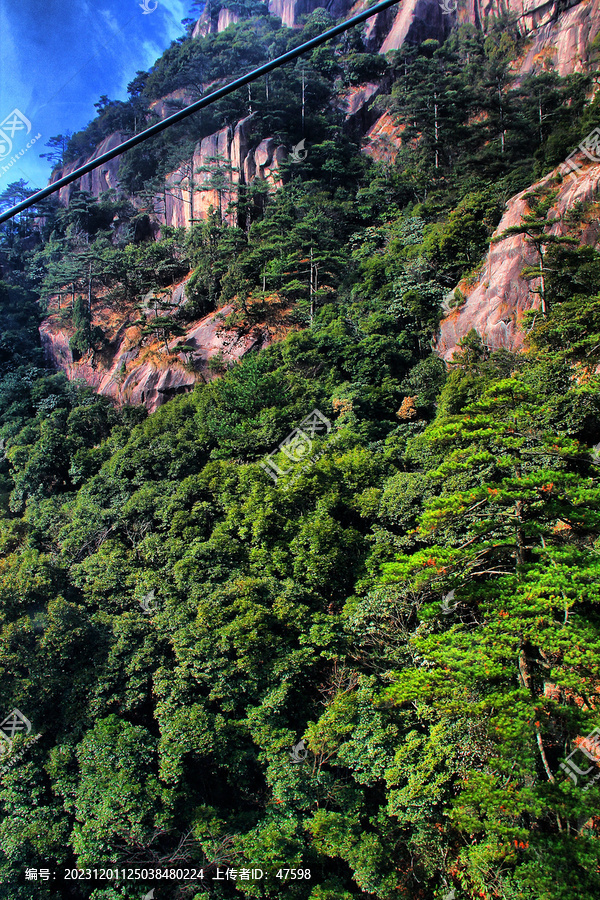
437, 161, 600, 360
39, 287, 271, 413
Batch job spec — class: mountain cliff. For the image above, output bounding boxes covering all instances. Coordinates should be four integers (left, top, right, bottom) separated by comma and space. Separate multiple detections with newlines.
438, 159, 600, 359
38, 0, 600, 408
3, 5, 600, 891
50, 0, 600, 217
39, 292, 271, 413
194, 0, 600, 66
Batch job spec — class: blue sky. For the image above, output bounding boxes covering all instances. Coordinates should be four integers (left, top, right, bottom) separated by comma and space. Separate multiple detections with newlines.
0, 0, 197, 192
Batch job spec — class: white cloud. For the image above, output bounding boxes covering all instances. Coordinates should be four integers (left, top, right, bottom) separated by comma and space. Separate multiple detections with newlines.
160, 0, 191, 28
0, 8, 34, 116
0, 0, 195, 192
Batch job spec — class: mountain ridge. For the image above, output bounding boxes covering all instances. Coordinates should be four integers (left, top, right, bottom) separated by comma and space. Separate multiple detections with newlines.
37, 0, 600, 408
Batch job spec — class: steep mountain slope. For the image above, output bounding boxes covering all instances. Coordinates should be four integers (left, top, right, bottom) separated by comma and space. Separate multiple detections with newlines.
50, 0, 600, 218
438, 159, 600, 359
36, 0, 600, 409
3, 6, 600, 898
196, 0, 600, 66
39, 296, 270, 412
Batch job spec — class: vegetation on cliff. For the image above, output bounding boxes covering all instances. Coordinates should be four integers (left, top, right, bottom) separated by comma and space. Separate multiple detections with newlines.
0, 10, 599, 900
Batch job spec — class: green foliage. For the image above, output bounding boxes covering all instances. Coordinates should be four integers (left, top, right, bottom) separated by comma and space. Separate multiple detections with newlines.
69, 296, 103, 359
1, 10, 600, 900
0, 281, 43, 370
422, 189, 502, 283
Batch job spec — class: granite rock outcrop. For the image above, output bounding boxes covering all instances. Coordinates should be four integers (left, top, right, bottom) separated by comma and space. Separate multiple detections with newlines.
41, 0, 600, 408
189, 0, 599, 77
39, 283, 271, 413
50, 132, 124, 208
437, 159, 600, 360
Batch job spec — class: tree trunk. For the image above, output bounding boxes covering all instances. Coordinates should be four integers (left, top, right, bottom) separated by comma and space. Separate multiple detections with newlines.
539, 249, 547, 316
518, 650, 557, 786
301, 68, 306, 136
498, 83, 505, 154
309, 246, 314, 326
190, 154, 195, 228
515, 499, 526, 566
434, 92, 439, 170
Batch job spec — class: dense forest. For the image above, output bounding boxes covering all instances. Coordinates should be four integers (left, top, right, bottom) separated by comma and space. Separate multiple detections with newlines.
1, 3, 600, 898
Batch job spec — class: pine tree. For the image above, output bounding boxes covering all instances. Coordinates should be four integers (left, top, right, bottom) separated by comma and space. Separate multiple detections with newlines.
493, 186, 576, 315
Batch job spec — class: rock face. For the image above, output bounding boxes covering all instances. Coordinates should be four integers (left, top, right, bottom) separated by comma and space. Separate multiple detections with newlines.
343, 82, 383, 138
268, 0, 353, 27
39, 282, 270, 413
51, 114, 287, 231
362, 110, 403, 163
464, 0, 600, 77
375, 0, 453, 53
436, 159, 600, 360
161, 116, 287, 229
193, 4, 242, 36
518, 0, 600, 77
48, 101, 288, 231
41, 0, 600, 409
189, 0, 598, 77
50, 133, 124, 208
52, 0, 598, 219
